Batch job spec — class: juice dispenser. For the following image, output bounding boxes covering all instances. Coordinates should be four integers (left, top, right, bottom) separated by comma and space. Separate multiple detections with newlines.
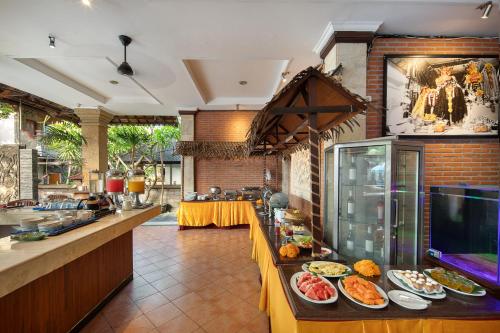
127, 168, 145, 208
88, 170, 105, 195
106, 169, 125, 207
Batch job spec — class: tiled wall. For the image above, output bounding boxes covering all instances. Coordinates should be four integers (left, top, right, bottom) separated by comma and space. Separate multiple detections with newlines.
366, 37, 500, 251
194, 111, 281, 194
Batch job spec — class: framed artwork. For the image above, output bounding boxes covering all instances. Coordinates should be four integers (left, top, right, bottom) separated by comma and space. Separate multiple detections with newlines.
383, 55, 499, 137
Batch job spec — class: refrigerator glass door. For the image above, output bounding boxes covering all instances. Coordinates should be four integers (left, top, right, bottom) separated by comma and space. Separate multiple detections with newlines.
394, 150, 420, 265
338, 145, 386, 264
324, 149, 335, 247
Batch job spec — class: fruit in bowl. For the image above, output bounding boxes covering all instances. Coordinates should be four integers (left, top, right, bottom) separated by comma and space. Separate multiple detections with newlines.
354, 259, 381, 277
279, 243, 300, 258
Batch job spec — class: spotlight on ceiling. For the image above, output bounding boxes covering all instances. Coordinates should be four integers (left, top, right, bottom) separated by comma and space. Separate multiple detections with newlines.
477, 1, 493, 19
117, 35, 134, 76
48, 35, 56, 48
81, 0, 92, 7
281, 71, 290, 83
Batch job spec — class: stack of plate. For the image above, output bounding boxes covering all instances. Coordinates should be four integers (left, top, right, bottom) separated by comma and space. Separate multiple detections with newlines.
20, 217, 45, 231
76, 210, 93, 221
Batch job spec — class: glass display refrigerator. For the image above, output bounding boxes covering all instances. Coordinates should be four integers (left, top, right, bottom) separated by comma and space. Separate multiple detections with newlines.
326, 137, 424, 265
428, 185, 499, 287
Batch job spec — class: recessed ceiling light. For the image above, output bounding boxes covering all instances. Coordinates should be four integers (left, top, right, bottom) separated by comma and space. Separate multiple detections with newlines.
82, 0, 92, 7
109, 80, 119, 85
239, 80, 247, 86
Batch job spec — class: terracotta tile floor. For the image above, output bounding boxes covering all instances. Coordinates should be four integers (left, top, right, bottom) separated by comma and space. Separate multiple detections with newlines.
81, 226, 269, 333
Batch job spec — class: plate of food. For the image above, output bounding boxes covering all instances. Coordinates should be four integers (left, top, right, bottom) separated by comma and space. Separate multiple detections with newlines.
290, 272, 338, 304
292, 225, 306, 235
338, 275, 388, 309
423, 268, 486, 296
387, 270, 445, 299
320, 247, 332, 256
302, 261, 352, 278
292, 235, 312, 249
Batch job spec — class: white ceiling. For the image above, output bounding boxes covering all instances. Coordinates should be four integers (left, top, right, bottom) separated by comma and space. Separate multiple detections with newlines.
0, 0, 498, 117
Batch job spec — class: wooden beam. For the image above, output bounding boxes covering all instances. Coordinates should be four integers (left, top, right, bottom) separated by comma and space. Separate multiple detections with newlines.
270, 105, 355, 115
273, 118, 309, 148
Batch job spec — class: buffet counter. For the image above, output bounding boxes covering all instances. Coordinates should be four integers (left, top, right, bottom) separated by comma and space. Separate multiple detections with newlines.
177, 200, 255, 228
248, 206, 500, 333
0, 206, 160, 332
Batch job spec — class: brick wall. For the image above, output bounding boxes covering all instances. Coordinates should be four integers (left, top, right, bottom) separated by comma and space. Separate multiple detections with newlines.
195, 111, 256, 142
366, 37, 500, 251
194, 111, 281, 193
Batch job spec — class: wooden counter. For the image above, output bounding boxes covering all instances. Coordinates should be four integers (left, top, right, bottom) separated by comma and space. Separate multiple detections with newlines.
249, 206, 500, 332
278, 264, 500, 322
0, 206, 160, 333
254, 207, 346, 265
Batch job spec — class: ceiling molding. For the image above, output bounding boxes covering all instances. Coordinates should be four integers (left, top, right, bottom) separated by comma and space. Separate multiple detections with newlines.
14, 58, 109, 104
313, 22, 335, 56
182, 60, 209, 104
314, 21, 382, 59
320, 31, 377, 59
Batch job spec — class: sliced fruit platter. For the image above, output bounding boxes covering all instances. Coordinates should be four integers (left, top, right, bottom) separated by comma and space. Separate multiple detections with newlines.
423, 268, 486, 296
387, 270, 446, 299
302, 261, 352, 278
338, 275, 388, 309
290, 272, 338, 304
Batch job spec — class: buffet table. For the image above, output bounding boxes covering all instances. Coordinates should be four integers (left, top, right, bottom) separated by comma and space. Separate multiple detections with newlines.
177, 200, 255, 228
248, 207, 500, 333
0, 206, 160, 333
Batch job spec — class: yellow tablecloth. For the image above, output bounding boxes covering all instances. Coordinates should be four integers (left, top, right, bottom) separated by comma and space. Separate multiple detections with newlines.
247, 209, 500, 333
177, 200, 255, 227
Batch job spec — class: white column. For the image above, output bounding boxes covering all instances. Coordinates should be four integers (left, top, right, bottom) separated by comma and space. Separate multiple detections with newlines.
74, 107, 114, 186
179, 111, 196, 197
324, 43, 368, 143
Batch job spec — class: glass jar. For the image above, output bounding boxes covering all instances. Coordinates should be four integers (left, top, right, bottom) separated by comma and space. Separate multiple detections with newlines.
89, 170, 105, 194
106, 169, 124, 193
127, 169, 145, 194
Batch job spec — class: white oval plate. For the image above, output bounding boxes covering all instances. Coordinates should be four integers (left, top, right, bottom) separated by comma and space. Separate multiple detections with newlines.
387, 270, 446, 299
388, 290, 428, 310
290, 272, 338, 304
338, 277, 389, 309
423, 269, 486, 297
302, 261, 352, 278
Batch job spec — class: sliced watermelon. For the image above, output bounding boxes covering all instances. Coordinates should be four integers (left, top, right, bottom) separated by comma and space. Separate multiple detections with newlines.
305, 287, 320, 300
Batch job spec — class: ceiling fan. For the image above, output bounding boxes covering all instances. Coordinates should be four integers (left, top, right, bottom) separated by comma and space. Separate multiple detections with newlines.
117, 35, 134, 76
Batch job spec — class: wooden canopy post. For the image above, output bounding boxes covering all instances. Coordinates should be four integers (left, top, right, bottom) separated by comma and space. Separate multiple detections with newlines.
309, 113, 322, 257
306, 77, 323, 257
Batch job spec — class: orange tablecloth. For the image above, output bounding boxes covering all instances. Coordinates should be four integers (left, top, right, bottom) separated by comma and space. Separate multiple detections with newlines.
247, 209, 500, 333
177, 200, 255, 227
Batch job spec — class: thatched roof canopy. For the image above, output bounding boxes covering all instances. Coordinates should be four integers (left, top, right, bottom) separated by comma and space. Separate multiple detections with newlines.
175, 66, 368, 159
246, 66, 367, 153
